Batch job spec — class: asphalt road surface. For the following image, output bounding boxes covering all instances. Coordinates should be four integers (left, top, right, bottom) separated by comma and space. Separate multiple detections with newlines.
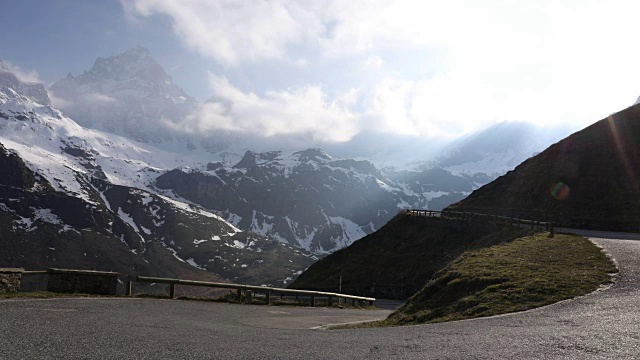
2, 230, 640, 359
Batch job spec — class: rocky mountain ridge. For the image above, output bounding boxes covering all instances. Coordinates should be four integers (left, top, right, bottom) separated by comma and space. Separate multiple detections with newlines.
8, 46, 576, 253
156, 148, 484, 253
0, 68, 314, 285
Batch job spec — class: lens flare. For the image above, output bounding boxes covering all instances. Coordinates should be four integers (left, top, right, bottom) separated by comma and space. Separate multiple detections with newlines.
608, 116, 640, 195
550, 182, 570, 200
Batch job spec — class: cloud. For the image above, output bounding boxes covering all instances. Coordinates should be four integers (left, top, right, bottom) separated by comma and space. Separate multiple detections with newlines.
48, 91, 72, 109
123, 0, 640, 140
122, 0, 324, 66
121, 0, 463, 65
49, 91, 118, 112
179, 73, 359, 143
363, 55, 383, 72
0, 60, 41, 84
83, 93, 119, 104
176, 72, 492, 144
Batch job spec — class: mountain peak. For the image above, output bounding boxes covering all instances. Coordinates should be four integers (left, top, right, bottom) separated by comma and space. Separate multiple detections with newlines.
87, 46, 165, 82
48, 46, 197, 143
233, 150, 284, 169
293, 148, 332, 162
234, 150, 257, 169
124, 45, 151, 57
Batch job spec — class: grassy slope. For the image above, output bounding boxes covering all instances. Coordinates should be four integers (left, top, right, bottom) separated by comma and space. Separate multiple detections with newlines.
291, 213, 532, 297
385, 232, 617, 325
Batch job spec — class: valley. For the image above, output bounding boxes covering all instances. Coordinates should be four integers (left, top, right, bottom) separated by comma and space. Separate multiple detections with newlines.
0, 46, 626, 314
3, 2, 640, 359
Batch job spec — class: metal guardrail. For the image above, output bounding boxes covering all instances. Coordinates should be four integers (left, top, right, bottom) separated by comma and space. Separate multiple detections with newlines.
21, 270, 48, 275
406, 209, 554, 234
407, 210, 441, 217
130, 276, 376, 307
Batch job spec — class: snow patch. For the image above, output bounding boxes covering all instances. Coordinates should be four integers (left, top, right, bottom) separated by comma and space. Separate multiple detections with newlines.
186, 257, 206, 270
117, 208, 145, 243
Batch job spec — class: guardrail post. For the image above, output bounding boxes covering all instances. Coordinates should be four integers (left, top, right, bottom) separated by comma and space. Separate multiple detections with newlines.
169, 283, 176, 299
328, 296, 333, 307
125, 279, 132, 296
265, 291, 271, 305
237, 288, 242, 302
245, 290, 252, 304
352, 298, 356, 307
550, 222, 555, 238
368, 300, 374, 307
310, 294, 315, 307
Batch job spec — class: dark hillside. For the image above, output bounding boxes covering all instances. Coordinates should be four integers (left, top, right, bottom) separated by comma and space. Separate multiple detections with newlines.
290, 212, 531, 299
447, 103, 640, 232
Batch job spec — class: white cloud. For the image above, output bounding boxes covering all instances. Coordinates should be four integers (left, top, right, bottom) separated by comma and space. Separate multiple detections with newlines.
0, 60, 41, 84
84, 93, 119, 104
180, 73, 359, 143
48, 91, 72, 109
50, 91, 118, 112
122, 0, 324, 66
123, 0, 640, 139
363, 55, 383, 72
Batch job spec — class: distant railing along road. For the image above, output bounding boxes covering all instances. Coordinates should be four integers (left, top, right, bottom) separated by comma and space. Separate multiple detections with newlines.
406, 209, 554, 234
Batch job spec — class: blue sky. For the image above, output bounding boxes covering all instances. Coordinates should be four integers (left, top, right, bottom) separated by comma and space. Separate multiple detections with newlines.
0, 0, 214, 100
3, 0, 640, 143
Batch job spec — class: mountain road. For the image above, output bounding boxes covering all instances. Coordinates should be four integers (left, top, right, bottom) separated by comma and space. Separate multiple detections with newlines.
2, 230, 640, 359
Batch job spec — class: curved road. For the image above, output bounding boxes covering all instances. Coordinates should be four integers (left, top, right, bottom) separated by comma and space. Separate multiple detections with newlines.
2, 231, 640, 359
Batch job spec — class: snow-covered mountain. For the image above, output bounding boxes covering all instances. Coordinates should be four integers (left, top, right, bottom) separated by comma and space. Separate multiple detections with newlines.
155, 149, 481, 253
423, 121, 575, 177
4, 46, 574, 256
48, 46, 198, 144
0, 68, 314, 285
